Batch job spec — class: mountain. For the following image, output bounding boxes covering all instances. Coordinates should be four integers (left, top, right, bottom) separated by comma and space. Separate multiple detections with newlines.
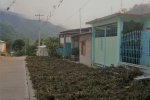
0, 22, 19, 41
0, 11, 66, 43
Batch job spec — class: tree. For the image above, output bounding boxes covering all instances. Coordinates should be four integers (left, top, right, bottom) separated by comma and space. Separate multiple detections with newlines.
12, 39, 25, 51
45, 37, 59, 57
26, 45, 36, 56
12, 39, 25, 56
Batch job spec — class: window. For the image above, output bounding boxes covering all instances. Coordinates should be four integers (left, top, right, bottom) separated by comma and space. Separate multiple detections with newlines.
81, 41, 86, 56
95, 26, 105, 37
106, 24, 117, 37
95, 23, 117, 37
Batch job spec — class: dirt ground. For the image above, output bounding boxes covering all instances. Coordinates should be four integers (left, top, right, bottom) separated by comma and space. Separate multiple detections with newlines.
26, 56, 150, 100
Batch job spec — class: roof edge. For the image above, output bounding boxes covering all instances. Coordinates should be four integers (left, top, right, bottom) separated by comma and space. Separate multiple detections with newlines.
86, 12, 145, 24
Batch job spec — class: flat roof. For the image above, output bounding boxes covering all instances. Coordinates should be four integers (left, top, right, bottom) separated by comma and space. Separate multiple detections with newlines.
0, 40, 6, 43
60, 27, 92, 35
71, 32, 92, 37
86, 13, 150, 24
38, 45, 47, 48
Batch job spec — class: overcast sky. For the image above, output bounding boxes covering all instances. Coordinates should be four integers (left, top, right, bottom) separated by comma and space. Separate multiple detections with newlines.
0, 0, 150, 29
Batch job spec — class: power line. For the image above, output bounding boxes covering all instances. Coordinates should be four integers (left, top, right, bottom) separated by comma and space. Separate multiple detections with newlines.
80, 0, 91, 9
49, 0, 64, 19
7, 0, 16, 11
35, 14, 44, 46
61, 0, 92, 26
35, 14, 44, 21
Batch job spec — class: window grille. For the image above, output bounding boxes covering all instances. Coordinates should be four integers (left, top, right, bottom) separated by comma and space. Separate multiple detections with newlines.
121, 31, 142, 64
95, 23, 117, 37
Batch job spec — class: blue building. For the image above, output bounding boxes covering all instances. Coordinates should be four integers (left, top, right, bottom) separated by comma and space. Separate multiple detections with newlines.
87, 13, 150, 67
58, 28, 91, 59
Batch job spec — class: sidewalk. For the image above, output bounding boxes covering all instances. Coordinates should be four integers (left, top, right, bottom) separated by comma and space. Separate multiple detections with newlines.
0, 57, 36, 100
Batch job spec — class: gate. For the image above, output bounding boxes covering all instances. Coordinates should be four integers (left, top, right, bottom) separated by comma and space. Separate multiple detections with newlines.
121, 31, 142, 64
121, 30, 150, 67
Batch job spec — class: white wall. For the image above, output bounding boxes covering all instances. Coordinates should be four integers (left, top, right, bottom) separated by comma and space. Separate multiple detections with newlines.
80, 34, 92, 66
0, 42, 6, 53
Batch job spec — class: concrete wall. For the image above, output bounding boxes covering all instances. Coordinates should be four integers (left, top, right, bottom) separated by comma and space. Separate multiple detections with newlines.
0, 42, 6, 53
94, 36, 118, 66
92, 16, 143, 67
66, 37, 71, 43
92, 17, 121, 67
60, 37, 64, 45
36, 47, 48, 56
79, 34, 92, 66
140, 18, 150, 66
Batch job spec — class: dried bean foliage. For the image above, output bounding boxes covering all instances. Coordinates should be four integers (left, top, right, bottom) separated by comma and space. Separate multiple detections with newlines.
26, 57, 150, 100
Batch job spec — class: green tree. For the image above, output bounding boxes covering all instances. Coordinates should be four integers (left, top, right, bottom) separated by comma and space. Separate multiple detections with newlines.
13, 39, 25, 51
45, 37, 59, 57
12, 39, 25, 56
27, 45, 36, 56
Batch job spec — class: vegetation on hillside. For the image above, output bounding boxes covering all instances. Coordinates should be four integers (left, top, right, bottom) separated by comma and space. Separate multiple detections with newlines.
0, 11, 66, 42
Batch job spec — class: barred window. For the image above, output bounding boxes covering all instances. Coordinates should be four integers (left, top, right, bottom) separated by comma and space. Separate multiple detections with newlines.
95, 23, 117, 37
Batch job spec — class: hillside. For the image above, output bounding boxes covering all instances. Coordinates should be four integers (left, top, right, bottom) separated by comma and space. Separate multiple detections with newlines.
0, 11, 66, 42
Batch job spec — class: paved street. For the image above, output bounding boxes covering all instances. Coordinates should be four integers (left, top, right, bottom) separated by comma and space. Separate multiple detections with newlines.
0, 57, 35, 100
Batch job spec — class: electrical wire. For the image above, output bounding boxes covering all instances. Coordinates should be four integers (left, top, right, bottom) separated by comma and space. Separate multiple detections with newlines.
61, 0, 92, 26
7, 0, 16, 11
49, 0, 64, 19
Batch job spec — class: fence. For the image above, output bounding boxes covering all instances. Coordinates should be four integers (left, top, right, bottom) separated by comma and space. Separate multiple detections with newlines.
121, 31, 142, 64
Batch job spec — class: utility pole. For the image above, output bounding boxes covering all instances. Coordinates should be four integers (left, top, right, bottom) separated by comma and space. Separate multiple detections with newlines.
79, 8, 82, 34
7, 0, 16, 11
35, 14, 44, 46
120, 0, 123, 12
110, 6, 113, 14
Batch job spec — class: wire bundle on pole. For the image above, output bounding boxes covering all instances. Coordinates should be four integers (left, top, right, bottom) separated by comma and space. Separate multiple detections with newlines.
48, 0, 64, 21
7, 0, 16, 11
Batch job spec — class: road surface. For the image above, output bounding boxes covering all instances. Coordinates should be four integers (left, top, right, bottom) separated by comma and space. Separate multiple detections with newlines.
0, 57, 35, 100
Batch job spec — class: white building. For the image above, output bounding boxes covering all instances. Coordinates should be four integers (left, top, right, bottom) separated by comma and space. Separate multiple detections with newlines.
0, 40, 7, 55
36, 45, 48, 56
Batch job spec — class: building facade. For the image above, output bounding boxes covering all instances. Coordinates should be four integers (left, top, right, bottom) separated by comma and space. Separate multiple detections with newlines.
36, 45, 48, 56
87, 13, 150, 67
0, 40, 7, 55
59, 27, 91, 59
79, 33, 92, 66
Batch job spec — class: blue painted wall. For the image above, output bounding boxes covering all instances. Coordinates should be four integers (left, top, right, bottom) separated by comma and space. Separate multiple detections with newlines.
140, 19, 150, 66
141, 30, 150, 66
63, 43, 72, 58
56, 48, 64, 56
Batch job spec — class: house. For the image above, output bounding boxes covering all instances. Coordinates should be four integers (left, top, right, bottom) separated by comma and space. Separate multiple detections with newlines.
0, 40, 7, 56
87, 13, 150, 67
59, 29, 77, 58
36, 45, 48, 56
59, 27, 91, 59
72, 31, 92, 66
